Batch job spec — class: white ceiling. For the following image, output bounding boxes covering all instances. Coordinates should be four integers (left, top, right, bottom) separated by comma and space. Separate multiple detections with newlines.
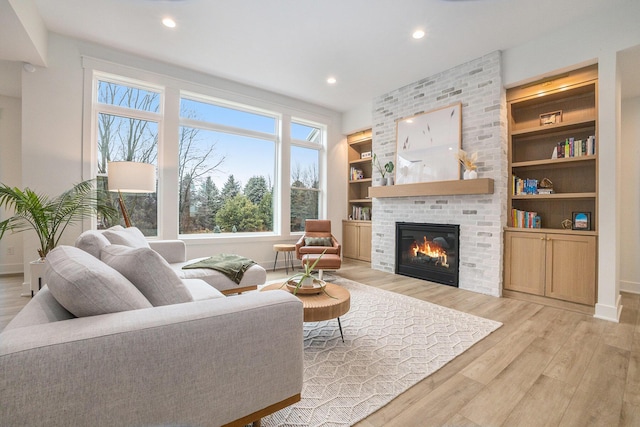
2, 0, 639, 111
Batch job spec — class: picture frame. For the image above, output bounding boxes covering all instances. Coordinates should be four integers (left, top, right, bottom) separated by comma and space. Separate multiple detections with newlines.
540, 110, 562, 126
572, 212, 591, 230
360, 151, 372, 159
395, 103, 462, 184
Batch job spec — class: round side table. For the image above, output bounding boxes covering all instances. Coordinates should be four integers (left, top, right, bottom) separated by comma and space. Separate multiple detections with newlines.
273, 244, 296, 274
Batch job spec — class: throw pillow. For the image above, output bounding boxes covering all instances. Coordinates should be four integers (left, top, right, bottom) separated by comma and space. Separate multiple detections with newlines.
74, 230, 111, 258
305, 237, 333, 246
102, 226, 150, 249
45, 245, 152, 317
101, 245, 193, 306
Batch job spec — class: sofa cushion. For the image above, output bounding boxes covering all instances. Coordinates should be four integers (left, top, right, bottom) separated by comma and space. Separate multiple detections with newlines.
45, 245, 152, 317
182, 279, 225, 301
75, 230, 111, 258
304, 236, 333, 246
102, 226, 150, 248
101, 245, 193, 306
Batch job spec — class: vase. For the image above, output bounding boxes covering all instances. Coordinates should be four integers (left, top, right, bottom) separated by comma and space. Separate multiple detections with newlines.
464, 169, 478, 180
302, 276, 314, 288
386, 176, 394, 185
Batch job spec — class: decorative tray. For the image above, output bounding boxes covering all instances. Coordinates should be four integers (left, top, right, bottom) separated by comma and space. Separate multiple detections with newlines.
285, 279, 326, 295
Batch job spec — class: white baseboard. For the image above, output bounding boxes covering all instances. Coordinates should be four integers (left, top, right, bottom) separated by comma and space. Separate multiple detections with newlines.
594, 294, 623, 323
0, 263, 24, 275
620, 280, 640, 295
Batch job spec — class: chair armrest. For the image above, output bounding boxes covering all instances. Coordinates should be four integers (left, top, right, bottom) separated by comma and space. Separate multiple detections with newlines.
331, 235, 342, 257
295, 234, 306, 259
0, 291, 303, 426
149, 240, 187, 263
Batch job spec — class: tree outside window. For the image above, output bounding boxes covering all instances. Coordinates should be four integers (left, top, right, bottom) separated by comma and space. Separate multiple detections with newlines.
290, 121, 323, 232
95, 78, 160, 236
178, 98, 276, 234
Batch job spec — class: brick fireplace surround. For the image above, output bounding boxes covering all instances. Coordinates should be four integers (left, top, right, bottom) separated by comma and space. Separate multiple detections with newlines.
370, 51, 508, 297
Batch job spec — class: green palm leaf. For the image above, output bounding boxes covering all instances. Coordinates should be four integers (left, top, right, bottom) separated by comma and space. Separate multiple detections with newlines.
0, 179, 118, 258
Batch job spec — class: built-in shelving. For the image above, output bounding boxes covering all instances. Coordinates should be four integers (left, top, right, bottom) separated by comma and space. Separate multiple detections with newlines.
504, 64, 598, 309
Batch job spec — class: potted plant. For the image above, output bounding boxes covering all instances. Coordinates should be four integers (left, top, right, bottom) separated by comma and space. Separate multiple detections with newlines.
384, 160, 395, 185
457, 150, 478, 179
373, 154, 395, 185
281, 249, 334, 297
0, 179, 118, 259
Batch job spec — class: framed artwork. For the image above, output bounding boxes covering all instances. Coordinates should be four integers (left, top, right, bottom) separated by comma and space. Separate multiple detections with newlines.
540, 110, 562, 126
395, 103, 462, 184
572, 212, 591, 230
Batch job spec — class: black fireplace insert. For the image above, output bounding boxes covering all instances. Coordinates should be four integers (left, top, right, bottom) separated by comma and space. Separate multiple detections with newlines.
395, 222, 459, 287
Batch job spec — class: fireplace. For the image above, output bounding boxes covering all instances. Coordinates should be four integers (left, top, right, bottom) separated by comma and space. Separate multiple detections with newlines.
395, 222, 459, 287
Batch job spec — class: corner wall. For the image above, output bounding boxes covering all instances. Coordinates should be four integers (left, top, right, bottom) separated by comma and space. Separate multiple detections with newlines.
370, 51, 507, 296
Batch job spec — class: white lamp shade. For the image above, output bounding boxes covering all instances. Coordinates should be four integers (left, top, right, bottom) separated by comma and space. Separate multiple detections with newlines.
107, 161, 156, 193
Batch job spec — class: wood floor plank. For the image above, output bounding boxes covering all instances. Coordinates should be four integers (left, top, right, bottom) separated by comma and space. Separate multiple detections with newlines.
559, 342, 629, 426
458, 337, 556, 426
620, 402, 640, 427
544, 320, 603, 386
501, 374, 575, 427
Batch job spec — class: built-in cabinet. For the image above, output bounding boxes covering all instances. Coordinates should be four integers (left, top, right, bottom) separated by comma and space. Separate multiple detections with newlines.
504, 230, 596, 306
504, 65, 598, 310
344, 129, 372, 262
342, 220, 372, 262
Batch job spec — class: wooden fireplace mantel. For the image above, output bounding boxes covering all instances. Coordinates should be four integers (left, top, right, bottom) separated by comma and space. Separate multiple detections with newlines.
369, 178, 494, 198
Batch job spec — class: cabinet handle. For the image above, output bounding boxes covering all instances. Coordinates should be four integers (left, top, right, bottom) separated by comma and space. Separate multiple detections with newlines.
540, 237, 545, 240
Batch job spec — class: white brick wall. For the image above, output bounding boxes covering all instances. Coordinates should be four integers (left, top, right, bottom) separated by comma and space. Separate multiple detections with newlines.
371, 51, 508, 296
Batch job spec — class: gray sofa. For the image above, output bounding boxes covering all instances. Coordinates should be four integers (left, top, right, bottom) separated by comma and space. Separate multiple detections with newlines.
0, 228, 303, 426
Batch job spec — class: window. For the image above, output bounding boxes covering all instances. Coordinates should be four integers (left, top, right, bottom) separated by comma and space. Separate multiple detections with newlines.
178, 95, 277, 234
95, 76, 161, 236
88, 66, 330, 239
290, 121, 323, 232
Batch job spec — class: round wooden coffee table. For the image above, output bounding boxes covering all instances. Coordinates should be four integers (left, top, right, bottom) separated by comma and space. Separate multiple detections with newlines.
261, 282, 350, 341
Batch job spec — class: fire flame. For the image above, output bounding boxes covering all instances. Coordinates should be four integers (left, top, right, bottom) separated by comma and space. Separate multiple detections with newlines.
409, 236, 449, 267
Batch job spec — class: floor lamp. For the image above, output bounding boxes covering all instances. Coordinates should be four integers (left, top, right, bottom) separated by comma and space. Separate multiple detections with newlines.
107, 161, 156, 228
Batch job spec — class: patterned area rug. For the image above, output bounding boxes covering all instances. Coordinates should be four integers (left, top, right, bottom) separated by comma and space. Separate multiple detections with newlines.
261, 277, 502, 427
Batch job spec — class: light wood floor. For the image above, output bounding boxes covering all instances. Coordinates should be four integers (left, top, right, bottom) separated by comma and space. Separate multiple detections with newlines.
2, 260, 639, 426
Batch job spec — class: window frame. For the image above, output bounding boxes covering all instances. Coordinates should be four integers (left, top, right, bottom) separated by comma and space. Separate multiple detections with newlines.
289, 118, 326, 232
177, 92, 281, 237
91, 72, 165, 236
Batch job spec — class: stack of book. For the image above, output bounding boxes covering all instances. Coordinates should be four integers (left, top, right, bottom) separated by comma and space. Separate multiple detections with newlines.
349, 167, 364, 181
512, 176, 539, 195
351, 206, 371, 221
511, 209, 541, 228
555, 135, 596, 158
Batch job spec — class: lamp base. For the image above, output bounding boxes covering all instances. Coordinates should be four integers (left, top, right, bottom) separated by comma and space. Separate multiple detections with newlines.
117, 190, 132, 228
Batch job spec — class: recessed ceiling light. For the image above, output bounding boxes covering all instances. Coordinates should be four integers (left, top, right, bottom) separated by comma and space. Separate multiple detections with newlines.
412, 29, 425, 39
327, 77, 337, 85
162, 17, 176, 28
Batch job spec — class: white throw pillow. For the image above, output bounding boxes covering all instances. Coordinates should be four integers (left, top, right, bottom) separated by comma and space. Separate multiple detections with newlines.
102, 226, 150, 249
101, 245, 193, 306
75, 230, 111, 258
45, 245, 152, 317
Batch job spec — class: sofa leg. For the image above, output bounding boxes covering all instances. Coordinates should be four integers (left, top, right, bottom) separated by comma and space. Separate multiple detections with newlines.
252, 420, 261, 427
318, 269, 324, 280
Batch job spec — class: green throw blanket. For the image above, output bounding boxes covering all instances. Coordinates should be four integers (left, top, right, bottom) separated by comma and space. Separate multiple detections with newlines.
182, 254, 256, 285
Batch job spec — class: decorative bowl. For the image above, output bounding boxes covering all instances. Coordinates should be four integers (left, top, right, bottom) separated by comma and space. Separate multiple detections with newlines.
285, 279, 326, 295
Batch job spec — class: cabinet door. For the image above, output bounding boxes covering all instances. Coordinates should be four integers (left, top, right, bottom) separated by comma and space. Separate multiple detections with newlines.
342, 221, 359, 259
504, 231, 546, 296
545, 234, 596, 305
358, 222, 372, 262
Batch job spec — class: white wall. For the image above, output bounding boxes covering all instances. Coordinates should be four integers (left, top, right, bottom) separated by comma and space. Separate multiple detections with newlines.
620, 96, 640, 294
0, 93, 23, 274
14, 33, 345, 293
